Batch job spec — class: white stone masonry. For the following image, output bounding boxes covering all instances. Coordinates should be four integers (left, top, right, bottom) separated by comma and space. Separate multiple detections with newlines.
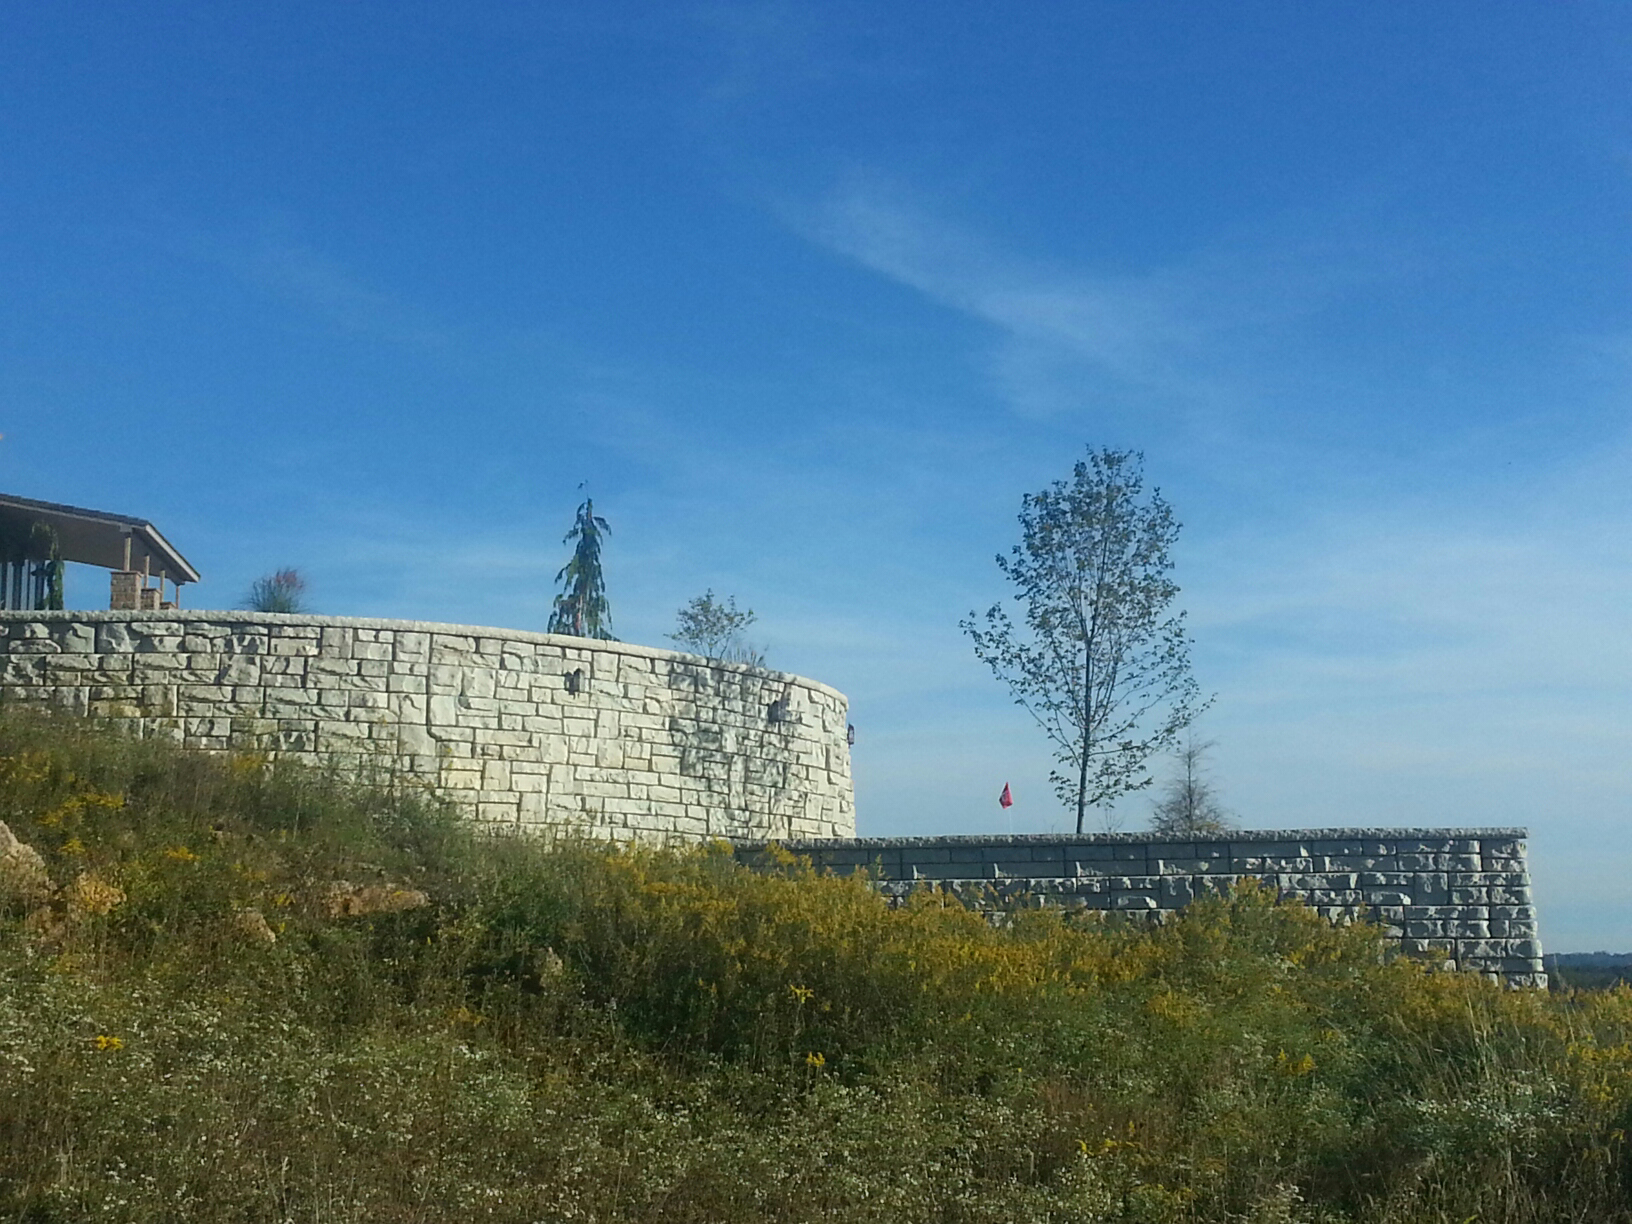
738, 830, 1546, 987
0, 611, 854, 842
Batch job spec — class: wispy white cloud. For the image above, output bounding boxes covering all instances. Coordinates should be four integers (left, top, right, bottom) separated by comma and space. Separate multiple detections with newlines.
232, 242, 450, 346
796, 177, 1413, 420
171, 225, 453, 347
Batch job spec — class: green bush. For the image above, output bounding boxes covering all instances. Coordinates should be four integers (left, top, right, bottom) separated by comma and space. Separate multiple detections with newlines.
0, 708, 1629, 1222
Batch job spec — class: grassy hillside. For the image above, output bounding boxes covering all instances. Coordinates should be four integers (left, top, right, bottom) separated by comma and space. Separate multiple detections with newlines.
1, 710, 1630, 1223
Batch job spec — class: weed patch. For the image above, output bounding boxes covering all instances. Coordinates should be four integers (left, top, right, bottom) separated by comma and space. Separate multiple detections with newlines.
0, 709, 1628, 1222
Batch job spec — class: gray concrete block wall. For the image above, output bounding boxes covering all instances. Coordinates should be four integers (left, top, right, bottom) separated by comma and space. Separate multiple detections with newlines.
0, 611, 854, 842
736, 830, 1545, 987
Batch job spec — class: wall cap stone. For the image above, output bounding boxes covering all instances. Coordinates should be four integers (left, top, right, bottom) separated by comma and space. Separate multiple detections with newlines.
737, 828, 1529, 850
0, 610, 845, 701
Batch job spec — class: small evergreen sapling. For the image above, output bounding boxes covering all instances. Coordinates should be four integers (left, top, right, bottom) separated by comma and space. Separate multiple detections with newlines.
548, 498, 615, 640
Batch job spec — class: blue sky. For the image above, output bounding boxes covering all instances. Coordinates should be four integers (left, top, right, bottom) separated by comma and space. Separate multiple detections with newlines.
3, 2, 1630, 950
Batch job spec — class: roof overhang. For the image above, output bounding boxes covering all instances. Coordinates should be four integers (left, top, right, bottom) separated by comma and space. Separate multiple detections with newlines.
0, 493, 201, 584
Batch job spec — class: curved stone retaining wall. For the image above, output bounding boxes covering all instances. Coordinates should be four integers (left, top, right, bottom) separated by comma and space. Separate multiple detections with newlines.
737, 829, 1545, 986
0, 611, 854, 841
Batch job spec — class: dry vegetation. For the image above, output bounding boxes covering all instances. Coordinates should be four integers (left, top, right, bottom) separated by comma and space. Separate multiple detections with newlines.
1, 710, 1630, 1223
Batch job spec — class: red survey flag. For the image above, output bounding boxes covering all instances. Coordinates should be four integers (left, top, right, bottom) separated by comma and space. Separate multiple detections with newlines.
999, 783, 1013, 809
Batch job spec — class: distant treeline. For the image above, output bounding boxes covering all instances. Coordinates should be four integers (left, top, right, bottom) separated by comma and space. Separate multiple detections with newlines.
1548, 952, 1632, 991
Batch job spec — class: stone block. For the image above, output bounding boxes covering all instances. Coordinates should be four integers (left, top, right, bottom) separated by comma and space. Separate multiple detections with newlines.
1309, 889, 1363, 906
50, 622, 96, 653
1397, 854, 1442, 871
1245, 856, 1315, 873
1364, 890, 1414, 906
1401, 937, 1454, 956
1320, 855, 1393, 871
41, 652, 100, 673
1160, 877, 1195, 906
308, 655, 358, 677
1415, 873, 1450, 902
1152, 858, 1222, 875
214, 658, 260, 686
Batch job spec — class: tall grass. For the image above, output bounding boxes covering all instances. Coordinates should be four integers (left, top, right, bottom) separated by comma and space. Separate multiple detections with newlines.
0, 708, 1629, 1222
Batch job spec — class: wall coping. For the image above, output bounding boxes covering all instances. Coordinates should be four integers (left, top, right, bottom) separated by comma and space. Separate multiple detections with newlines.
737, 828, 1528, 849
0, 609, 847, 702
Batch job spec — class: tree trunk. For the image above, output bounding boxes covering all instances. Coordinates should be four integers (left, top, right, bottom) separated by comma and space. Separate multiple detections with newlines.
1075, 744, 1089, 834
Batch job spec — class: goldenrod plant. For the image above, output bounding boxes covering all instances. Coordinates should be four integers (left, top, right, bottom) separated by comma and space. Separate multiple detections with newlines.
0, 708, 1629, 1222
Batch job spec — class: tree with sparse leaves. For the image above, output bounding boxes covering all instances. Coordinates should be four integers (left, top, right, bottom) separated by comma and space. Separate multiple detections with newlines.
548, 498, 615, 640
668, 590, 764, 665
963, 447, 1208, 834
1150, 737, 1233, 836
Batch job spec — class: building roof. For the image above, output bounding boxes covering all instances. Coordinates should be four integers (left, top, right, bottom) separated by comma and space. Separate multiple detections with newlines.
0, 493, 201, 583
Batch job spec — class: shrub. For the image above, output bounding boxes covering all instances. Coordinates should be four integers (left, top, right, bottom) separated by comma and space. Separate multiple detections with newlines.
242, 567, 309, 613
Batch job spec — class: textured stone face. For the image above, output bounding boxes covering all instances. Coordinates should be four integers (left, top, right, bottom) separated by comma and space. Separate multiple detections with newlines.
736, 830, 1547, 988
0, 611, 855, 842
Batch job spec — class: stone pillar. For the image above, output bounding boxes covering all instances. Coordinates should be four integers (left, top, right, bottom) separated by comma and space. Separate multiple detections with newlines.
109, 571, 141, 610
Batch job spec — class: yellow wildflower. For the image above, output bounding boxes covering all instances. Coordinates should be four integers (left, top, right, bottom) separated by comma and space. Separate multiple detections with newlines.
67, 872, 126, 916
93, 1035, 124, 1051
1275, 1050, 1316, 1077
805, 1051, 825, 1068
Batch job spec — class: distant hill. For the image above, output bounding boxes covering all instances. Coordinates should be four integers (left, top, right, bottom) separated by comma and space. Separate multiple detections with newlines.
1546, 952, 1632, 990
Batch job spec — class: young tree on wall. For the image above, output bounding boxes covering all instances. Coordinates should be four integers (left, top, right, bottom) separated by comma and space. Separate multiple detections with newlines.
1150, 737, 1233, 836
27, 523, 63, 611
243, 568, 309, 613
548, 498, 615, 640
962, 447, 1208, 834
668, 590, 764, 665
